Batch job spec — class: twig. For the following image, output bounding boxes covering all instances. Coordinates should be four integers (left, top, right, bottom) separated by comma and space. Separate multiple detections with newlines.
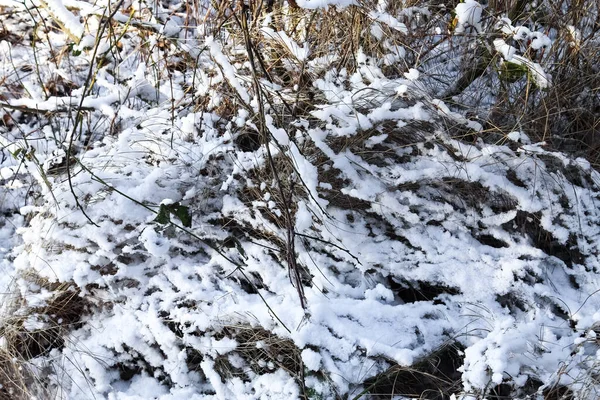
295, 232, 362, 265
0, 102, 95, 115
65, 0, 124, 227
237, 5, 307, 310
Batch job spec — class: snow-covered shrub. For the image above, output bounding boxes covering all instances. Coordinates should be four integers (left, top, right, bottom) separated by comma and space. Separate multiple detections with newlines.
443, 0, 600, 162
1, 0, 600, 399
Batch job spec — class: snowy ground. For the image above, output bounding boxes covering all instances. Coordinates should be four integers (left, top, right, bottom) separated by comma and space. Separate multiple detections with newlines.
1, 0, 600, 399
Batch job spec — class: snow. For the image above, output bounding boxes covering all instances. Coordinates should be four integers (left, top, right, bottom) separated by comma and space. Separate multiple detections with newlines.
1, 0, 600, 399
511, 55, 551, 88
530, 31, 552, 50
205, 36, 251, 104
492, 21, 552, 88
41, 0, 85, 39
301, 348, 322, 371
454, 0, 483, 33
261, 27, 310, 62
403, 68, 419, 81
296, 0, 355, 9
513, 26, 532, 41
494, 38, 517, 61
369, 11, 409, 35
568, 25, 582, 49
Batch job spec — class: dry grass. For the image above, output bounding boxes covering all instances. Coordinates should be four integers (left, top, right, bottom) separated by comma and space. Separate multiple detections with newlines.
359, 342, 464, 400
207, 324, 311, 395
0, 349, 29, 400
482, 0, 600, 164
0, 278, 90, 399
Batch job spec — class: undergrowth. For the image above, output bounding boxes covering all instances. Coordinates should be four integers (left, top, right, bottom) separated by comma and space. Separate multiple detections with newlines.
1, 0, 600, 399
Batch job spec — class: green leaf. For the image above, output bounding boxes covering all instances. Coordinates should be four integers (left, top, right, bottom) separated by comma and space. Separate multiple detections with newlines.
67, 43, 81, 56
224, 236, 247, 259
499, 61, 528, 83
11, 148, 23, 159
154, 204, 171, 225
173, 204, 192, 228
154, 202, 192, 228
